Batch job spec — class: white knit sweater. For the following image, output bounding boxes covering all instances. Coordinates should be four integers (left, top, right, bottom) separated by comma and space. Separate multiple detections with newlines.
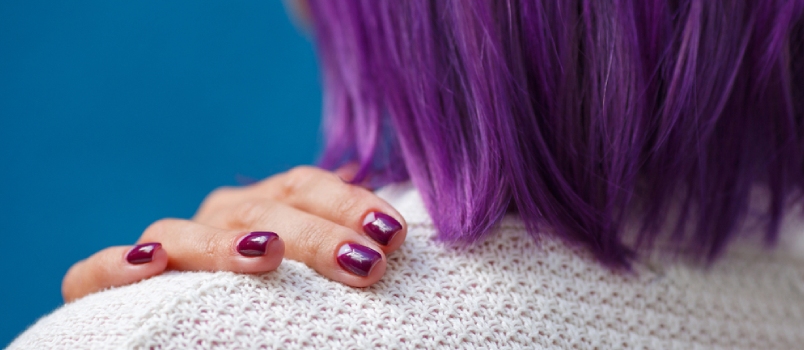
10, 184, 804, 349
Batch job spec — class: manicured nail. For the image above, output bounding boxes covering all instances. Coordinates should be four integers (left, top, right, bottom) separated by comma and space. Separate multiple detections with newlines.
126, 243, 161, 265
362, 212, 403, 245
337, 243, 382, 277
237, 232, 278, 257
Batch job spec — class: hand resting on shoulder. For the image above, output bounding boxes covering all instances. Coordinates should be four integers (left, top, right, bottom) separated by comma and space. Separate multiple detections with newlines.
61, 165, 407, 302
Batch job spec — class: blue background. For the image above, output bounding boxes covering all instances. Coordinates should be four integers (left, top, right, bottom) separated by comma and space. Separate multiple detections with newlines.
0, 1, 321, 345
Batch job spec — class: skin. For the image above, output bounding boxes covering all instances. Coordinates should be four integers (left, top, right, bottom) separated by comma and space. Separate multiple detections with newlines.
61, 165, 407, 303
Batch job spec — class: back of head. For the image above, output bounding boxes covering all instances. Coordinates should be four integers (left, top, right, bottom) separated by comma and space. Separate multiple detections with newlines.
308, 0, 804, 268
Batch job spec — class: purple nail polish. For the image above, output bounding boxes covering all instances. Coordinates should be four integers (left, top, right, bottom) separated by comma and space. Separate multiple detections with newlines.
237, 232, 278, 257
362, 212, 403, 246
126, 243, 161, 265
336, 243, 382, 277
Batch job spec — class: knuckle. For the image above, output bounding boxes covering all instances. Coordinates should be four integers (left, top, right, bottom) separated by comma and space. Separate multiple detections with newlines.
196, 187, 237, 217
201, 230, 222, 260
293, 220, 332, 265
279, 166, 325, 200
332, 187, 366, 217
338, 180, 382, 215
205, 186, 237, 203
141, 218, 175, 241
228, 200, 273, 229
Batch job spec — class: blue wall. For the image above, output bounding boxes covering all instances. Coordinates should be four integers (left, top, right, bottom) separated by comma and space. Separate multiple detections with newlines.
0, 1, 321, 345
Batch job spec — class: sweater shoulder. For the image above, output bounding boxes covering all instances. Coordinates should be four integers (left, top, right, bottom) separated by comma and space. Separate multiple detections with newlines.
10, 183, 804, 349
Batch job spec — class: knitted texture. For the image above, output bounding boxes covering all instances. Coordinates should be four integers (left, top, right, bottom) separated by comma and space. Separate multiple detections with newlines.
10, 184, 804, 349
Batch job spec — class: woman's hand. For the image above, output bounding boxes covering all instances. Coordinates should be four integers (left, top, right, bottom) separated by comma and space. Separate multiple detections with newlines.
61, 166, 407, 302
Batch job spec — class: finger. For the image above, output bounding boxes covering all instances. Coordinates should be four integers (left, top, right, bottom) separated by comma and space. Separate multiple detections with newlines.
220, 199, 386, 287
260, 166, 408, 251
333, 163, 361, 184
62, 243, 168, 303
192, 186, 245, 223
333, 163, 379, 189
138, 219, 285, 273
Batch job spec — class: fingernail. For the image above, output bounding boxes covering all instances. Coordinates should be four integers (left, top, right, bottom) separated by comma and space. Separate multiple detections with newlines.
126, 243, 161, 265
362, 212, 403, 246
336, 243, 382, 277
237, 232, 278, 257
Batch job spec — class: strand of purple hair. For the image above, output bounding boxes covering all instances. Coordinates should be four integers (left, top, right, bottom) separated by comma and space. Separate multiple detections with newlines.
309, 0, 804, 268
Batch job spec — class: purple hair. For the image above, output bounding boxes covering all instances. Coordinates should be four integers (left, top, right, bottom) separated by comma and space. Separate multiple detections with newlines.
308, 0, 804, 268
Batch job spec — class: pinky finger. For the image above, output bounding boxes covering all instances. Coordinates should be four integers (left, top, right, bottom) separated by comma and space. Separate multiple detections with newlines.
61, 243, 168, 303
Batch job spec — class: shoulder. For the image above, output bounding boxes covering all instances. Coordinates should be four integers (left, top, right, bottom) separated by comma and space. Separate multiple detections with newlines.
10, 183, 804, 349
8, 271, 218, 349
